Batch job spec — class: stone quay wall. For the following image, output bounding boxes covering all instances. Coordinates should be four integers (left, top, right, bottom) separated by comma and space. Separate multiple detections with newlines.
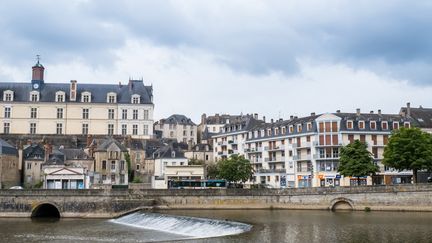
0, 184, 431, 218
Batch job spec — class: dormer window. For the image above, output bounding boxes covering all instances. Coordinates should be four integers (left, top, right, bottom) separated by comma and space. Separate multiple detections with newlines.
297, 124, 302, 132
358, 121, 365, 129
81, 92, 91, 103
382, 121, 388, 130
306, 123, 312, 131
347, 120, 353, 129
3, 90, 13, 102
171, 151, 176, 158
404, 122, 411, 128
131, 94, 140, 104
30, 91, 39, 102
393, 122, 399, 130
282, 127, 286, 134
267, 129, 271, 136
107, 92, 117, 103
260, 130, 265, 137
370, 121, 376, 130
55, 91, 65, 102
289, 125, 294, 133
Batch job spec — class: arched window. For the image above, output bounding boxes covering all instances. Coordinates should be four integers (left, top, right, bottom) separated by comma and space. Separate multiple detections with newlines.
55, 91, 65, 102
81, 91, 91, 103
29, 91, 40, 102
3, 90, 14, 102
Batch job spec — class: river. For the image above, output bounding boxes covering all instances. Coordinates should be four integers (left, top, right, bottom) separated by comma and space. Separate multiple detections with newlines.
0, 209, 431, 242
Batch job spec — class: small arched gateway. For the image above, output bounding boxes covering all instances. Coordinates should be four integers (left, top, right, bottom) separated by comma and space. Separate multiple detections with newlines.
330, 198, 354, 211
31, 203, 61, 218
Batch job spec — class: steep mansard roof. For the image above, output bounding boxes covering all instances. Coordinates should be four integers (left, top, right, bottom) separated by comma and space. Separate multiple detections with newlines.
0, 138, 17, 156
159, 114, 196, 126
0, 80, 153, 104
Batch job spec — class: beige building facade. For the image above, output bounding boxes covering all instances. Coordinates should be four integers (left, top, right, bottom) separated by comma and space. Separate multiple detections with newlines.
0, 61, 154, 139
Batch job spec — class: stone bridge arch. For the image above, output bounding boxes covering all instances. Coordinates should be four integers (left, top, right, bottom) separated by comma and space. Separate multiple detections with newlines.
330, 197, 354, 211
31, 202, 61, 218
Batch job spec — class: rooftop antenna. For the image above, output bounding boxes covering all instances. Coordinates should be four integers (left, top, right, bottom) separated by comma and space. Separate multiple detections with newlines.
36, 54, 41, 64
278, 110, 281, 119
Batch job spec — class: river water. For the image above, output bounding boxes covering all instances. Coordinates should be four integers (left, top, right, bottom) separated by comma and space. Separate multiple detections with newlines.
0, 209, 431, 242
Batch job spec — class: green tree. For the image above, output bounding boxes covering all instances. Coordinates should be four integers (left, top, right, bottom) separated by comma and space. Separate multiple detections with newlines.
189, 158, 205, 165
217, 154, 254, 185
383, 127, 432, 183
338, 140, 379, 186
206, 163, 219, 179
124, 152, 134, 182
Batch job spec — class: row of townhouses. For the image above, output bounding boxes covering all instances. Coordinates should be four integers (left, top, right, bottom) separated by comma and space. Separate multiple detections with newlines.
212, 104, 432, 188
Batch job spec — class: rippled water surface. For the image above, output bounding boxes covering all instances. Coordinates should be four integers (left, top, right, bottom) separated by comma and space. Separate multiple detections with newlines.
0, 210, 431, 242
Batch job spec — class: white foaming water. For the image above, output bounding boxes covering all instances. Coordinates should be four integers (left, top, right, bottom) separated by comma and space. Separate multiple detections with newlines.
110, 212, 252, 238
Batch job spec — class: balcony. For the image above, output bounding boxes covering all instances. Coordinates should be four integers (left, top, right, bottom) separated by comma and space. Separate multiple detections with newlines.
292, 142, 311, 148
257, 168, 287, 174
217, 141, 228, 146
251, 158, 263, 163
228, 149, 239, 155
246, 147, 263, 153
266, 145, 285, 151
228, 140, 238, 145
217, 151, 228, 156
293, 155, 312, 161
264, 157, 286, 163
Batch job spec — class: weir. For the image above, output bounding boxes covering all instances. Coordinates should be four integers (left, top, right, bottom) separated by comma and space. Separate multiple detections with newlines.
110, 212, 252, 238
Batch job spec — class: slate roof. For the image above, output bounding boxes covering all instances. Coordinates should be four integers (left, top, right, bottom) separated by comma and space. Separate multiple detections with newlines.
94, 139, 128, 152
23, 144, 45, 160
45, 149, 65, 165
0, 80, 153, 104
157, 114, 196, 126
335, 112, 411, 131
204, 114, 243, 125
400, 106, 432, 128
0, 138, 17, 156
153, 145, 186, 159
190, 143, 212, 152
59, 148, 91, 160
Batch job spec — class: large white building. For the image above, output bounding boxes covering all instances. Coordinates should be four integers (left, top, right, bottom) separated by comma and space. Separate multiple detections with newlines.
0, 60, 154, 138
154, 114, 197, 145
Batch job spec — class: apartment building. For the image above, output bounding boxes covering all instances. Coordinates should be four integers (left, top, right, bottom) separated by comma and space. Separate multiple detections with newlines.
222, 109, 415, 188
0, 60, 154, 138
154, 114, 197, 145
212, 114, 265, 161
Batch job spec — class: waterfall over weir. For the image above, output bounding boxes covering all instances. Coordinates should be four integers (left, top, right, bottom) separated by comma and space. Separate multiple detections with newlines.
110, 212, 252, 239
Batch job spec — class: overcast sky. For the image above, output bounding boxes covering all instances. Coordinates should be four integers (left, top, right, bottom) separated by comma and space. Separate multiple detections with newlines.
1, 0, 431, 122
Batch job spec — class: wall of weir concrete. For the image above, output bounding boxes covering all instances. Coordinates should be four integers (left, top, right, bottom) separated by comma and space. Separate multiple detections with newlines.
0, 184, 432, 218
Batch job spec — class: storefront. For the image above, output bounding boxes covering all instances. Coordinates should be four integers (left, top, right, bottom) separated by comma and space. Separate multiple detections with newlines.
298, 175, 312, 188
319, 174, 341, 187
349, 176, 367, 186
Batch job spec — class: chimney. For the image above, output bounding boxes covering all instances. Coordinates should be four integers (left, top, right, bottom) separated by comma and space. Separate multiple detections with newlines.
263, 116, 266, 122
32, 55, 44, 81
356, 108, 361, 116
271, 119, 274, 123
378, 109, 382, 115
406, 102, 411, 117
370, 111, 374, 114
311, 112, 316, 116
201, 113, 207, 125
336, 110, 340, 113
254, 113, 258, 119
290, 115, 294, 120
70, 80, 77, 101
128, 79, 134, 91
279, 118, 283, 122
119, 82, 122, 88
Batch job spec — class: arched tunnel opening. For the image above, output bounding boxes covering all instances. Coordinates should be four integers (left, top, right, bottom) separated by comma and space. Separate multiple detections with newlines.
31, 203, 61, 218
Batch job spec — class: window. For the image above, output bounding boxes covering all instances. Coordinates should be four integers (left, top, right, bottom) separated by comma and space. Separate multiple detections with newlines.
382, 121, 388, 130
102, 175, 107, 181
4, 107, 11, 118
132, 124, 138, 135
131, 95, 140, 104
30, 108, 37, 119
3, 122, 10, 134
133, 109, 138, 119
56, 92, 65, 102
81, 92, 91, 102
3, 91, 13, 101
136, 164, 140, 170
30, 123, 36, 134
111, 174, 115, 183
108, 109, 114, 119
289, 126, 294, 133
122, 124, 127, 135
102, 160, 107, 170
347, 120, 353, 129
404, 122, 411, 128
122, 109, 127, 119
170, 131, 174, 137
82, 124, 88, 135
143, 125, 148, 135
30, 91, 39, 102
307, 123, 312, 131
297, 124, 302, 132
120, 160, 125, 170
82, 108, 89, 119
57, 108, 63, 119
111, 161, 116, 170
120, 174, 125, 184
56, 123, 63, 134
143, 110, 149, 120
393, 122, 399, 130
107, 93, 116, 103
108, 124, 114, 135
370, 121, 376, 130
358, 121, 365, 129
